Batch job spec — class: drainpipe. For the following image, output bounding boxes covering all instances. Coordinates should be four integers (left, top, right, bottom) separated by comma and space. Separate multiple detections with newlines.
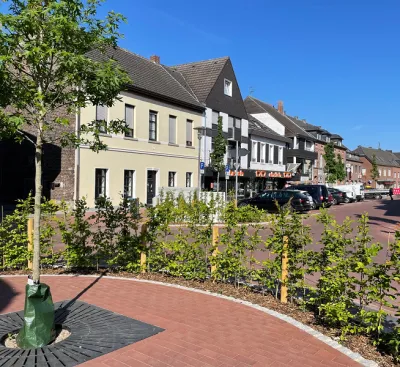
74, 109, 81, 203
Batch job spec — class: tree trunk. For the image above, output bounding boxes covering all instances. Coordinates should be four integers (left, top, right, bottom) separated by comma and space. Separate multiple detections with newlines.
217, 171, 220, 192
32, 132, 43, 283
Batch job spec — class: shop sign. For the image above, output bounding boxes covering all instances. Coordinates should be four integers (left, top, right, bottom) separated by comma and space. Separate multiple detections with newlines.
268, 171, 292, 179
256, 170, 267, 178
229, 170, 244, 177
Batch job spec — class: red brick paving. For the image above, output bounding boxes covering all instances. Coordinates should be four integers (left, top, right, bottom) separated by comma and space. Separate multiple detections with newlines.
0, 276, 362, 367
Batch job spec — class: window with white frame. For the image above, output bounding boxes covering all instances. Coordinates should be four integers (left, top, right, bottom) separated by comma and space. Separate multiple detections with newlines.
212, 110, 219, 125
384, 169, 387, 177
317, 133, 321, 140
149, 111, 157, 141
168, 171, 176, 187
96, 105, 107, 133
269, 145, 274, 163
95, 168, 108, 199
379, 169, 382, 177
389, 169, 391, 177
125, 104, 134, 138
169, 115, 177, 144
305, 140, 313, 151
224, 79, 232, 96
252, 142, 257, 162
186, 172, 192, 187
234, 118, 241, 128
124, 170, 135, 198
279, 147, 283, 164
186, 120, 193, 146
261, 144, 266, 163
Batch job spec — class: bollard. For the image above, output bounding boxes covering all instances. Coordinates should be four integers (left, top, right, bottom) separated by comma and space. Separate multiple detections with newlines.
280, 235, 289, 304
211, 225, 219, 274
27, 217, 34, 270
140, 222, 148, 273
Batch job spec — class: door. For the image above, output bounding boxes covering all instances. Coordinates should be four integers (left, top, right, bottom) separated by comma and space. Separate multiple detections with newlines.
146, 170, 157, 206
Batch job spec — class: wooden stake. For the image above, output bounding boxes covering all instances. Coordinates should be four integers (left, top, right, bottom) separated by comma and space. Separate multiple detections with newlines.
280, 235, 289, 304
27, 217, 34, 270
211, 225, 219, 274
140, 222, 148, 273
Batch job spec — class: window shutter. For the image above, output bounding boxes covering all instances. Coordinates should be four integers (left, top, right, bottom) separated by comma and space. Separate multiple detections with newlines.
274, 146, 279, 164
265, 144, 269, 162
96, 105, 107, 121
257, 142, 261, 162
169, 116, 176, 144
125, 105, 134, 128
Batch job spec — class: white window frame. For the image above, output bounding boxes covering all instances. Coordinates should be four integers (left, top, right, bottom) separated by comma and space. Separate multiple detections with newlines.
186, 172, 192, 188
224, 79, 232, 96
168, 171, 176, 187
261, 143, 266, 163
149, 111, 157, 141
95, 168, 108, 199
279, 146, 283, 165
169, 115, 177, 144
269, 145, 274, 163
186, 120, 193, 147
252, 142, 257, 162
379, 169, 382, 177
123, 170, 136, 199
388, 169, 391, 177
96, 105, 108, 133
124, 104, 134, 138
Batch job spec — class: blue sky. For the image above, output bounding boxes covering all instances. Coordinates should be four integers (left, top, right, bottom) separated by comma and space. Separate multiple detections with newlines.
25, 1, 400, 150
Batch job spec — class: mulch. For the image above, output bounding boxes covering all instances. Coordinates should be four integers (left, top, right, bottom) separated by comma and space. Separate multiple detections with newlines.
1, 268, 396, 366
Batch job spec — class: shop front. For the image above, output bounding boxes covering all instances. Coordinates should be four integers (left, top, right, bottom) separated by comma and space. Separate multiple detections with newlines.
377, 179, 396, 189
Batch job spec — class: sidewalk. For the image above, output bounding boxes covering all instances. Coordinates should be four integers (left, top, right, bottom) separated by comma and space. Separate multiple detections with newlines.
0, 275, 363, 367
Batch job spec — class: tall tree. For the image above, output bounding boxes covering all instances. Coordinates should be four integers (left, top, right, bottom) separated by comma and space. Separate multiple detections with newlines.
335, 153, 346, 182
0, 0, 130, 284
370, 154, 380, 186
210, 116, 226, 191
323, 143, 337, 183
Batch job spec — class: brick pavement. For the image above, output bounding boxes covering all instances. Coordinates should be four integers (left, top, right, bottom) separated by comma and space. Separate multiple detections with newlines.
0, 276, 364, 367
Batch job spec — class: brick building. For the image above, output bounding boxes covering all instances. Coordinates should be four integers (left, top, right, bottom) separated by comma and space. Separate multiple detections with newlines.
345, 150, 363, 182
353, 146, 400, 189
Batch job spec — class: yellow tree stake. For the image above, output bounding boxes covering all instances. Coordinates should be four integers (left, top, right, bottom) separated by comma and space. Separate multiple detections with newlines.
211, 225, 219, 275
140, 222, 148, 273
281, 235, 289, 304
27, 217, 34, 270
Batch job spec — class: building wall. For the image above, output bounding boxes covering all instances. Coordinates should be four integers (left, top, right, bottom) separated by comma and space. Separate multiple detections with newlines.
360, 157, 400, 188
250, 113, 285, 136
249, 135, 286, 171
78, 91, 202, 207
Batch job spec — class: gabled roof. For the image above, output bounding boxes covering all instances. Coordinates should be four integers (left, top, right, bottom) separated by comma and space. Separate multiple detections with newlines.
287, 116, 321, 132
353, 146, 400, 167
331, 134, 343, 140
248, 115, 291, 143
244, 96, 313, 139
170, 57, 229, 103
86, 47, 204, 112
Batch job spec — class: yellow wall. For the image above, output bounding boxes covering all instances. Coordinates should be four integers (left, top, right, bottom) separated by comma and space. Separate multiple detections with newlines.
79, 91, 202, 206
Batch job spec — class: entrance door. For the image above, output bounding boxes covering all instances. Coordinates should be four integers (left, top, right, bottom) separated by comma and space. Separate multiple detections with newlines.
146, 170, 157, 206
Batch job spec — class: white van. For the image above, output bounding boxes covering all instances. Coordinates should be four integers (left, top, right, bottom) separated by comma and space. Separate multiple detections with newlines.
332, 184, 364, 202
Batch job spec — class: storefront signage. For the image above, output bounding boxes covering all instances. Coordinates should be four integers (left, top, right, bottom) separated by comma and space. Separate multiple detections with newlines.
268, 172, 292, 179
229, 170, 244, 177
256, 170, 267, 178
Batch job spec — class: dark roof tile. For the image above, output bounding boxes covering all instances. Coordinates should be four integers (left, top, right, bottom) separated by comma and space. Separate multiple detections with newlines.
353, 146, 400, 167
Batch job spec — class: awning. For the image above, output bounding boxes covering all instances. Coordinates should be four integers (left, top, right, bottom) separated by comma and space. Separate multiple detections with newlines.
286, 163, 301, 173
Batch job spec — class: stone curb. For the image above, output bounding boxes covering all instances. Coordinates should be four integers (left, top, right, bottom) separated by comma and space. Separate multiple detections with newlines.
1, 274, 378, 367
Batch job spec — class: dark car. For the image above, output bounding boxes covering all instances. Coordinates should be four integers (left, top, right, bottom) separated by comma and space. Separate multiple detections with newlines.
327, 188, 347, 205
288, 184, 333, 208
238, 190, 312, 212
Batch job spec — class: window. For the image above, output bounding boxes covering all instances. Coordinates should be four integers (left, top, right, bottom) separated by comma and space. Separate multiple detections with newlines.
186, 120, 193, 146
269, 145, 274, 163
125, 104, 134, 138
305, 141, 313, 151
337, 141, 342, 147
325, 136, 330, 142
261, 144, 266, 163
168, 172, 176, 187
389, 169, 391, 177
95, 169, 107, 199
149, 111, 157, 141
316, 134, 321, 140
124, 170, 135, 198
384, 169, 387, 177
224, 79, 232, 96
252, 142, 257, 162
228, 116, 234, 128
169, 115, 177, 144
234, 118, 241, 128
279, 147, 283, 164
379, 169, 382, 177
96, 105, 107, 133
186, 172, 192, 187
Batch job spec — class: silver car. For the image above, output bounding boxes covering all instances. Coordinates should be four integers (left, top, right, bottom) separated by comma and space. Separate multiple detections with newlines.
290, 189, 316, 209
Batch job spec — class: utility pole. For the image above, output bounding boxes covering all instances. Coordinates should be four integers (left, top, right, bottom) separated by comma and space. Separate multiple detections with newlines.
235, 140, 239, 203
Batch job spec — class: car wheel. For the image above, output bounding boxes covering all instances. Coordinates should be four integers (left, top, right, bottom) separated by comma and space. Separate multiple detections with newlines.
332, 198, 337, 205
344, 197, 350, 203
374, 194, 382, 199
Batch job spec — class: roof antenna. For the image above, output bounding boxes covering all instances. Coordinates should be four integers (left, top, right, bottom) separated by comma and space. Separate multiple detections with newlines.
249, 86, 254, 96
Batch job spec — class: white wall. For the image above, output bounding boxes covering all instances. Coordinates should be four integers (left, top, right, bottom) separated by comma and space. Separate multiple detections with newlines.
242, 118, 249, 137
251, 112, 285, 136
249, 135, 286, 172
219, 111, 229, 132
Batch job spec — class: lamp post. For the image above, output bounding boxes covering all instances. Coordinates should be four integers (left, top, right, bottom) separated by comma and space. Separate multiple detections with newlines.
194, 126, 206, 196
227, 138, 239, 204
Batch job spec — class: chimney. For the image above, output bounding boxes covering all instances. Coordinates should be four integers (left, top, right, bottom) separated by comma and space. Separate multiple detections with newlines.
150, 55, 160, 64
277, 101, 284, 114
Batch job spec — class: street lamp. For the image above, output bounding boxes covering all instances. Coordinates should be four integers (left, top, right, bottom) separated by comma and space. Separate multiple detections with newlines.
227, 138, 239, 203
194, 126, 206, 195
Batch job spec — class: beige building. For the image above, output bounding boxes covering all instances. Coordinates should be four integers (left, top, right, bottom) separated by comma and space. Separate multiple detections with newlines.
77, 49, 204, 207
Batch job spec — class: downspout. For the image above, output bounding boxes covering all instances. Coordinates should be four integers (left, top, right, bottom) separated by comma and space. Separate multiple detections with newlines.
74, 109, 81, 203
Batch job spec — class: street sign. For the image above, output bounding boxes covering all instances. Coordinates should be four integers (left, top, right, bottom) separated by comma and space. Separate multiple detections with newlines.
200, 161, 205, 174
225, 164, 230, 173
225, 174, 230, 180
346, 167, 351, 173
234, 162, 240, 169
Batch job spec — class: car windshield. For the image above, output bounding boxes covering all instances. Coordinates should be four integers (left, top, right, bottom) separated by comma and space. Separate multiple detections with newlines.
297, 186, 318, 194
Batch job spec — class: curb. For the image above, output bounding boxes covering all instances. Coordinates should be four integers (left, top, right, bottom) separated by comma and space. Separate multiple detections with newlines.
1, 274, 378, 367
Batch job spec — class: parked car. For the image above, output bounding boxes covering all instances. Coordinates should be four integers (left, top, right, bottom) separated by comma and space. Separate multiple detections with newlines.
287, 184, 332, 208
290, 189, 316, 209
328, 188, 347, 205
238, 190, 312, 212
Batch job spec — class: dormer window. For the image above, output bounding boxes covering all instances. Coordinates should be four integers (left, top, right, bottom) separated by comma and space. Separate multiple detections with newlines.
224, 79, 232, 96
325, 136, 330, 142
316, 134, 321, 140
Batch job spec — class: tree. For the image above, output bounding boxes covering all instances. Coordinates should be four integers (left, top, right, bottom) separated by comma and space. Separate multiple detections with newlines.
0, 0, 130, 285
371, 154, 380, 186
323, 143, 337, 183
210, 116, 226, 192
335, 153, 346, 182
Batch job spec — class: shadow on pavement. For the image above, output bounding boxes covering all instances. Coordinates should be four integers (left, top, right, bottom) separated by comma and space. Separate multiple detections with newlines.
0, 278, 20, 314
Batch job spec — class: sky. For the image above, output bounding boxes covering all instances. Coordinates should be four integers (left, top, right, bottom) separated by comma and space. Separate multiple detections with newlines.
13, 0, 400, 151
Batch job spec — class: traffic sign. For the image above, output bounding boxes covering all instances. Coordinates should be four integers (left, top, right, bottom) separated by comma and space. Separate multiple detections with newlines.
225, 164, 230, 173
200, 162, 205, 169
